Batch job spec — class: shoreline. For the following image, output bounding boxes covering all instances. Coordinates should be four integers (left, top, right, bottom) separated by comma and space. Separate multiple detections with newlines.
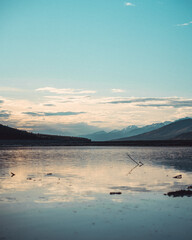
0, 139, 192, 147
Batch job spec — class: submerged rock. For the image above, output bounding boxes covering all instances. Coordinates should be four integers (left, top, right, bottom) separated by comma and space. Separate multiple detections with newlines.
165, 190, 192, 197
110, 192, 122, 195
173, 174, 182, 179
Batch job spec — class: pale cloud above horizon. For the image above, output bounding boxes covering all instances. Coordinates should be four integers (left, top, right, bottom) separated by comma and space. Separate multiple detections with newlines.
0, 110, 11, 118
106, 97, 192, 108
125, 2, 135, 7
36, 87, 96, 95
177, 21, 192, 27
104, 97, 177, 104
1, 91, 192, 136
23, 111, 85, 117
111, 89, 125, 93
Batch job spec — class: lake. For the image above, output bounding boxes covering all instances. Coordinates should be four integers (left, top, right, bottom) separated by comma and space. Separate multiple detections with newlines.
0, 146, 192, 240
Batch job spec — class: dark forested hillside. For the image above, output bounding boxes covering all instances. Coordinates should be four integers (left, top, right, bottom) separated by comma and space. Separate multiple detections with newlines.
0, 124, 91, 145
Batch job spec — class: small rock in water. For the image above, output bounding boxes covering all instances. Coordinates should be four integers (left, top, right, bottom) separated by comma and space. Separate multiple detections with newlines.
27, 177, 32, 180
110, 192, 122, 195
165, 190, 192, 197
173, 174, 182, 179
187, 185, 192, 189
46, 173, 52, 176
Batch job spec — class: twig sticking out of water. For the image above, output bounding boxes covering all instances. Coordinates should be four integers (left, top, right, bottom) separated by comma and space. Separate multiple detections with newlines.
138, 161, 144, 167
126, 153, 144, 166
11, 172, 15, 177
126, 153, 144, 175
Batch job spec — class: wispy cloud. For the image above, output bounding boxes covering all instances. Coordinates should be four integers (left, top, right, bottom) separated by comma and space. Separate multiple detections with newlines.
2, 94, 192, 135
43, 104, 55, 107
138, 100, 192, 108
0, 110, 11, 118
106, 97, 174, 104
23, 111, 85, 117
125, 2, 135, 7
105, 97, 192, 108
36, 87, 96, 95
111, 89, 125, 93
177, 21, 192, 27
44, 95, 91, 104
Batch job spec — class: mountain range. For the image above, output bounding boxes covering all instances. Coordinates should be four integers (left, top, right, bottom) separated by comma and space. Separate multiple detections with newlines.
80, 121, 171, 141
80, 118, 192, 141
114, 118, 192, 141
0, 118, 192, 144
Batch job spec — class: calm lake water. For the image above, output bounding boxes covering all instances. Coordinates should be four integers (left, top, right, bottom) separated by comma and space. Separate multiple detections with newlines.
0, 146, 192, 240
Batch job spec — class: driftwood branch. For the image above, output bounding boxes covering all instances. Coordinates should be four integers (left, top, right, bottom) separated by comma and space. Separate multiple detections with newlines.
126, 153, 144, 166
126, 153, 144, 175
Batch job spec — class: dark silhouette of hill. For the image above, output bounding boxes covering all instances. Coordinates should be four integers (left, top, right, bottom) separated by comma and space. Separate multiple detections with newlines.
174, 131, 192, 140
0, 124, 91, 145
0, 124, 38, 140
113, 119, 192, 141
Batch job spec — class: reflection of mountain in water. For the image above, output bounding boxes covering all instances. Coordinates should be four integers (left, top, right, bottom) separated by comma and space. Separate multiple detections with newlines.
159, 158, 192, 172
150, 148, 192, 172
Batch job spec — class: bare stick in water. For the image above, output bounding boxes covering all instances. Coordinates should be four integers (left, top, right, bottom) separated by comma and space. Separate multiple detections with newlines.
126, 153, 144, 167
126, 153, 139, 165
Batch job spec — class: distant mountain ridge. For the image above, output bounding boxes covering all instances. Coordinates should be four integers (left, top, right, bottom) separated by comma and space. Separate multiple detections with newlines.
1, 118, 192, 144
114, 118, 192, 141
80, 121, 171, 141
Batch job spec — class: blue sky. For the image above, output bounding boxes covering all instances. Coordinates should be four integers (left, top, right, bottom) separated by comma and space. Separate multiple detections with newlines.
0, 0, 192, 135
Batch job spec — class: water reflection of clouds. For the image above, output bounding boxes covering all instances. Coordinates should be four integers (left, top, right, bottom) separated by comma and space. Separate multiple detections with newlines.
1, 164, 192, 204
0, 147, 192, 204
110, 186, 151, 192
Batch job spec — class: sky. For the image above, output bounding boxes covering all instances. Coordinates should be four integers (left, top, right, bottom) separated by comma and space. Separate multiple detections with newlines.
0, 0, 192, 136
